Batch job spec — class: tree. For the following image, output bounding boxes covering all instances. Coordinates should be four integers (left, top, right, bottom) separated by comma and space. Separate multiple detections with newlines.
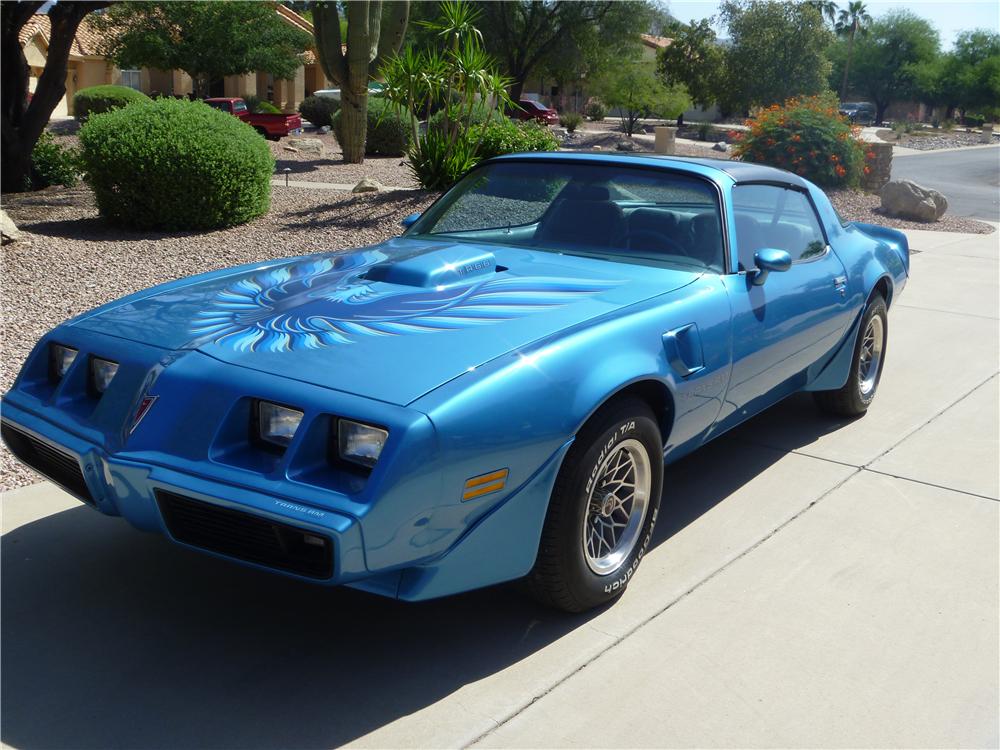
719, 0, 834, 113
843, 9, 939, 124
596, 60, 690, 135
537, 1, 652, 109
313, 1, 409, 164
1, 1, 110, 193
835, 1, 873, 101
474, 2, 629, 102
95, 2, 312, 100
805, 0, 839, 27
952, 30, 1000, 118
656, 19, 727, 111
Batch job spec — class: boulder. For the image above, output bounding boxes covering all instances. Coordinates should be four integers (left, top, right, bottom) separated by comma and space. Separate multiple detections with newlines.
880, 179, 948, 222
282, 145, 300, 153
712, 141, 729, 152
317, 125, 331, 135
286, 138, 324, 155
615, 138, 638, 152
1, 209, 20, 245
352, 177, 383, 193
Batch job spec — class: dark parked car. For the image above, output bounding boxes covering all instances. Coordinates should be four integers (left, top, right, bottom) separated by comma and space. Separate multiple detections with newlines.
513, 98, 559, 125
839, 102, 875, 125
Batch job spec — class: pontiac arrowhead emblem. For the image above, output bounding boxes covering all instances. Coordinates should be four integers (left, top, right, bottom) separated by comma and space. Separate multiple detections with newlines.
130, 395, 158, 434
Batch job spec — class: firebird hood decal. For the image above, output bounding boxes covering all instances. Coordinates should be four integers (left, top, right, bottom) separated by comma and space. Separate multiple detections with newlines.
70, 239, 699, 404
189, 255, 621, 353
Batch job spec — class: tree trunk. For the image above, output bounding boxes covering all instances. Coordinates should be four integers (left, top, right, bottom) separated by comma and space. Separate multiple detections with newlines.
509, 79, 525, 107
875, 101, 887, 126
1, 1, 110, 193
840, 27, 856, 102
339, 86, 367, 163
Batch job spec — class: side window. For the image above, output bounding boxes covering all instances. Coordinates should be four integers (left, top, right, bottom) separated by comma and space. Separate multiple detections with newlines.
732, 185, 828, 270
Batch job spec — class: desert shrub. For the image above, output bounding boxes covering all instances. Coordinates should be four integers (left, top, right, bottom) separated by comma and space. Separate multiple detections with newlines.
299, 95, 339, 127
331, 97, 409, 156
963, 112, 986, 128
471, 118, 559, 160
559, 112, 583, 132
256, 100, 282, 114
732, 95, 864, 187
428, 101, 492, 134
697, 122, 713, 141
941, 118, 956, 131
408, 127, 480, 191
30, 131, 82, 189
73, 85, 149, 120
79, 97, 274, 230
583, 98, 607, 121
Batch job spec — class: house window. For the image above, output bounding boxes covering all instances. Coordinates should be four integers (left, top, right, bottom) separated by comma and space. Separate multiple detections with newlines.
120, 69, 141, 91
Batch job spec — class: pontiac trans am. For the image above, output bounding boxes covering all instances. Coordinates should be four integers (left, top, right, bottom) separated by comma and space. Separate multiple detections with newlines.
1, 153, 909, 612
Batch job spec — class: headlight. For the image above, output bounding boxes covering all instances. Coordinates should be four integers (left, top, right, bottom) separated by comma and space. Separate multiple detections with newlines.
90, 357, 119, 393
338, 419, 388, 468
49, 344, 78, 381
257, 401, 303, 448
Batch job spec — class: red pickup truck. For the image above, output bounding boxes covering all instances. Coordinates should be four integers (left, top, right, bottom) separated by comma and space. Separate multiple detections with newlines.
204, 97, 303, 140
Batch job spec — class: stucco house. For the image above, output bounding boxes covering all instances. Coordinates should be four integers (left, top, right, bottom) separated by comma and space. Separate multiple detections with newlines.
19, 5, 330, 118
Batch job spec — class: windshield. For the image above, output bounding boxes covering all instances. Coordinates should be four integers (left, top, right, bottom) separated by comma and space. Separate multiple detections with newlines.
409, 161, 725, 273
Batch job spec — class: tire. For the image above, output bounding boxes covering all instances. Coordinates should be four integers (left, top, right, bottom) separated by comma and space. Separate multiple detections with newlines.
527, 397, 663, 612
814, 294, 888, 417
253, 126, 268, 139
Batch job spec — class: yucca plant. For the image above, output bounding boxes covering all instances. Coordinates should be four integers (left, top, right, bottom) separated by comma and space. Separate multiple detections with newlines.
380, 0, 512, 190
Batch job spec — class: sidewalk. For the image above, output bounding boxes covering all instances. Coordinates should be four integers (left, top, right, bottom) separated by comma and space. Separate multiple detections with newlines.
1, 228, 997, 749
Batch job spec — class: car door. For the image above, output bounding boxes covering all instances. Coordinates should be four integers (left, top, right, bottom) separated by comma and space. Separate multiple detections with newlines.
715, 183, 854, 429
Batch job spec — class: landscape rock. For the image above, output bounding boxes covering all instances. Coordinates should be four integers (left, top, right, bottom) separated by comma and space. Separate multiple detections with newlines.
712, 141, 729, 152
615, 139, 638, 152
352, 177, 383, 193
318, 125, 331, 134
282, 145, 299, 153
880, 179, 948, 222
286, 138, 324, 155
1, 209, 21, 244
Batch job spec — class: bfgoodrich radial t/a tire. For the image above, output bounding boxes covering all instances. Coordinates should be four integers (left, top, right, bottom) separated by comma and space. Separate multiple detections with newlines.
528, 397, 663, 612
815, 294, 888, 417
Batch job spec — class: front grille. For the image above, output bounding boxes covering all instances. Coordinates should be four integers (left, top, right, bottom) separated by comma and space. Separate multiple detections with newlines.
156, 490, 333, 579
1, 420, 94, 504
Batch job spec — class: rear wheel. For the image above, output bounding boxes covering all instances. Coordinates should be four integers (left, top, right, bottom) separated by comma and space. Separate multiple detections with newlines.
528, 397, 663, 612
814, 294, 888, 417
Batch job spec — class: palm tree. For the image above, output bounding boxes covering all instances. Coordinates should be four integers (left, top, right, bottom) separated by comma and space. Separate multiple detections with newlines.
836, 1, 873, 101
806, 0, 839, 27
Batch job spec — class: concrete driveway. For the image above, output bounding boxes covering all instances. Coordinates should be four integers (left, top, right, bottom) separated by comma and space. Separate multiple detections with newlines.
2, 228, 998, 749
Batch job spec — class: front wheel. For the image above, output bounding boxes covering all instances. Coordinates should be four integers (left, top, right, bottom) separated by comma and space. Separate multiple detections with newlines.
527, 397, 663, 612
814, 294, 888, 417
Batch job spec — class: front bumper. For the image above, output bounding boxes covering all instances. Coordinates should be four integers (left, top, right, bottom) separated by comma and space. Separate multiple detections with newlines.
1, 401, 365, 584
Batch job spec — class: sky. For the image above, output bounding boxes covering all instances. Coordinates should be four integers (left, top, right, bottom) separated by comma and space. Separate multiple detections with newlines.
667, 0, 1000, 50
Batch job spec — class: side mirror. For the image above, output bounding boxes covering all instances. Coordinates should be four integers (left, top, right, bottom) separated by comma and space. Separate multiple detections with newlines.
400, 212, 420, 230
751, 248, 792, 286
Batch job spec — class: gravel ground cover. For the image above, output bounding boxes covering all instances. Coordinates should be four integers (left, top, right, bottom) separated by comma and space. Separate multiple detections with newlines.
0, 184, 435, 490
875, 129, 998, 150
827, 189, 994, 234
270, 133, 420, 188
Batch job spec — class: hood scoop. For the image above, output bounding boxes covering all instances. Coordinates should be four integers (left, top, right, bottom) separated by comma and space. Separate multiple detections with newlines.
364, 245, 498, 289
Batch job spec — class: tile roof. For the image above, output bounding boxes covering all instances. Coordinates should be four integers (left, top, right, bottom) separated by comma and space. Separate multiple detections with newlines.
640, 33, 672, 49
19, 14, 107, 58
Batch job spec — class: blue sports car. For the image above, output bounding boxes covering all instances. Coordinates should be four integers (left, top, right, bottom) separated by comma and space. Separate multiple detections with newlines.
2, 153, 909, 611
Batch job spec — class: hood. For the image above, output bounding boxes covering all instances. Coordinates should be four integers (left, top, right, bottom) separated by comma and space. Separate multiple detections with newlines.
71, 238, 697, 405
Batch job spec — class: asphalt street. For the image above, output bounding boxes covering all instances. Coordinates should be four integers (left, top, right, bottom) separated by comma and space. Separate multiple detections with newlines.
2, 227, 998, 749
892, 144, 1000, 221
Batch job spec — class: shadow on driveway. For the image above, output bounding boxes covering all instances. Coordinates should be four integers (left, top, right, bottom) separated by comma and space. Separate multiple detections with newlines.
1, 394, 852, 749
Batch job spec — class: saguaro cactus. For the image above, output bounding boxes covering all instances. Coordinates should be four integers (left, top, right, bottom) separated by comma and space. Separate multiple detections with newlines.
313, 1, 409, 164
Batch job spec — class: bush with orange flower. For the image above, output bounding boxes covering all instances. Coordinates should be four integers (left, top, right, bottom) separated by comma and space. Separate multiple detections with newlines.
731, 95, 865, 188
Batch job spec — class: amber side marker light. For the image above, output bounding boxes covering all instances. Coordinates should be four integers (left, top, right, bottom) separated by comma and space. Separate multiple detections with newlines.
462, 468, 509, 501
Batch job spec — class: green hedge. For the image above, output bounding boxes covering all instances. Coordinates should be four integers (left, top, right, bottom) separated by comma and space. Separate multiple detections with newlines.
332, 97, 409, 156
79, 98, 274, 230
471, 118, 560, 160
73, 85, 149, 121
31, 131, 81, 189
299, 95, 339, 127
